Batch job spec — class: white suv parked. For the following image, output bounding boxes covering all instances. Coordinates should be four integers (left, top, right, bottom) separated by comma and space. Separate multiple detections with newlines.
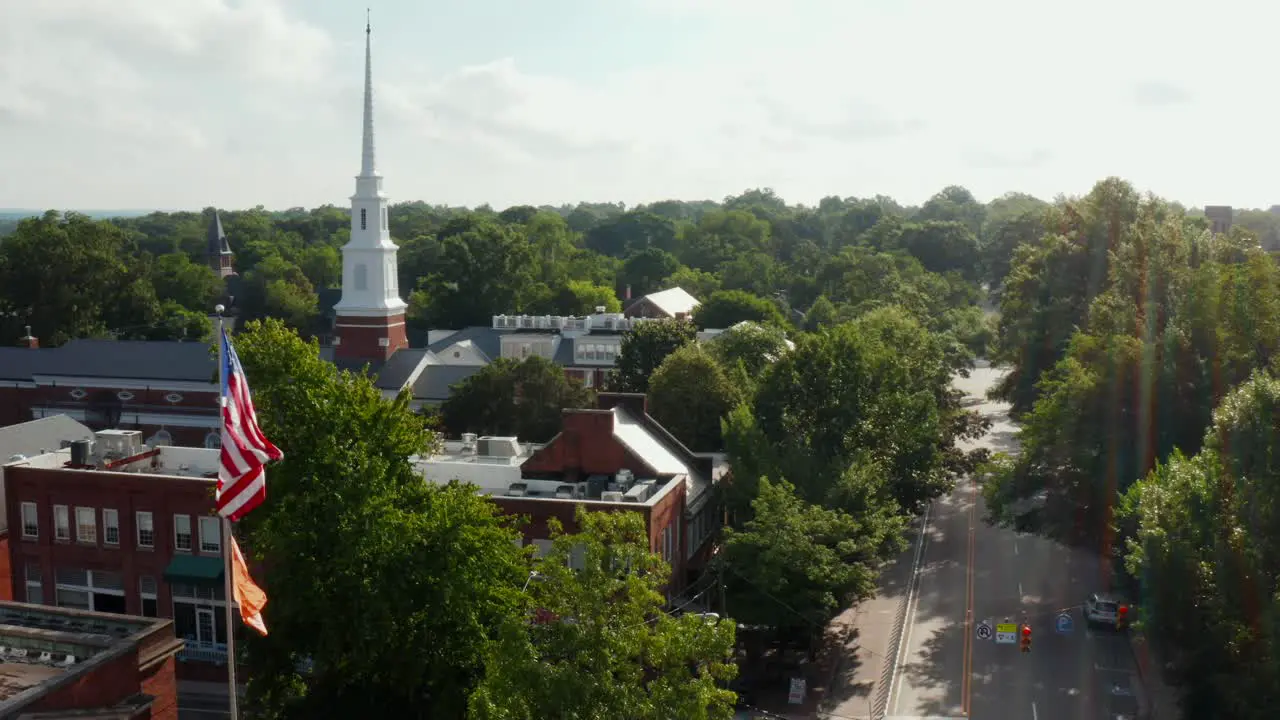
1084, 593, 1123, 628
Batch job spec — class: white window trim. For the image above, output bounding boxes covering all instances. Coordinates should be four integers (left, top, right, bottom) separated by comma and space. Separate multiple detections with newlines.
136, 511, 155, 549
20, 502, 38, 539
174, 514, 192, 553
75, 507, 96, 544
103, 509, 120, 546
53, 505, 70, 542
198, 516, 221, 554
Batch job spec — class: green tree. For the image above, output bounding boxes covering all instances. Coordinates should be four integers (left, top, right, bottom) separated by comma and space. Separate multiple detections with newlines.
648, 344, 740, 451
612, 318, 698, 393
1123, 373, 1280, 719
747, 309, 979, 514
0, 211, 160, 345
721, 478, 903, 649
692, 290, 787, 330
440, 356, 593, 443
150, 252, 225, 312
230, 319, 528, 719
621, 247, 681, 297
470, 509, 738, 720
423, 215, 537, 327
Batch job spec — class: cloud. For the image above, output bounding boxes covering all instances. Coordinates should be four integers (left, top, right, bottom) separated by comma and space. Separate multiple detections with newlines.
1131, 80, 1193, 107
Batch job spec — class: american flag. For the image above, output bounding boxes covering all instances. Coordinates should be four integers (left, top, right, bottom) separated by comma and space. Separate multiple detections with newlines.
218, 329, 283, 521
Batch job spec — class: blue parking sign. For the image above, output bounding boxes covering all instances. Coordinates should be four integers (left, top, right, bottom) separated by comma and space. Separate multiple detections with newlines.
1056, 612, 1073, 634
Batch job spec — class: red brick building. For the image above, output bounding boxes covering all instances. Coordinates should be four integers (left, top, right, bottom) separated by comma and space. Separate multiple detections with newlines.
3, 432, 232, 682
0, 338, 219, 448
0, 600, 182, 718
416, 393, 726, 597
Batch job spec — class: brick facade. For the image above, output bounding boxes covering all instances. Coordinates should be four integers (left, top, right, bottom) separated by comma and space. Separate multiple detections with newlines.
334, 313, 408, 364
5, 461, 228, 681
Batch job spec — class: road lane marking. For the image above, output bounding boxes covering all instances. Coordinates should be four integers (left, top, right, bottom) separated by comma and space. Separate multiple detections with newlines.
1018, 582, 1023, 597
1032, 700, 1038, 720
1014, 541, 1018, 555
889, 503, 931, 716
962, 476, 977, 715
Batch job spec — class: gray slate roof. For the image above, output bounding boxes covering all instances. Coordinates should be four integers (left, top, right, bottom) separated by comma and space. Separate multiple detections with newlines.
411, 364, 485, 402
373, 349, 429, 391
425, 326, 502, 362
0, 341, 214, 384
0, 415, 94, 462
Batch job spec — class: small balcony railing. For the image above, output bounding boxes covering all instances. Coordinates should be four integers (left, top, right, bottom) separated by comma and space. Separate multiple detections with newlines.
178, 638, 228, 664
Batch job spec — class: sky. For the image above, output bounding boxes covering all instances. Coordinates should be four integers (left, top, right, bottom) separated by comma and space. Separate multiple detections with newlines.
1, 0, 1276, 212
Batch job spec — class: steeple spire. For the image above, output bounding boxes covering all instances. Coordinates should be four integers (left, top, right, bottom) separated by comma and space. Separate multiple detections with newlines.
360, 9, 377, 178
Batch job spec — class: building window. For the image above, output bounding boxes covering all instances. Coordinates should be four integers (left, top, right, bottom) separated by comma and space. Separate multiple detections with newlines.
24, 563, 42, 605
568, 543, 587, 570
75, 507, 96, 544
381, 206, 388, 230
172, 583, 227, 647
199, 516, 221, 554
54, 567, 125, 614
661, 525, 672, 562
53, 505, 70, 542
204, 432, 221, 449
136, 511, 154, 548
174, 515, 193, 552
360, 208, 367, 230
532, 539, 554, 558
139, 576, 158, 617
354, 263, 368, 291
20, 502, 38, 539
103, 509, 119, 546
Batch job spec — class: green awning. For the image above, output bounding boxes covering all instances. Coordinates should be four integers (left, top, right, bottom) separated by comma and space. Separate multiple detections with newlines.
163, 555, 224, 585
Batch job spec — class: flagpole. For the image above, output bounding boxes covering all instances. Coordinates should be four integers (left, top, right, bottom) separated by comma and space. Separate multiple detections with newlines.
215, 305, 240, 720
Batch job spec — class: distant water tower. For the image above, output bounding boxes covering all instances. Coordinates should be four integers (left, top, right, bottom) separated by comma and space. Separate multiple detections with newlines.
1205, 205, 1233, 235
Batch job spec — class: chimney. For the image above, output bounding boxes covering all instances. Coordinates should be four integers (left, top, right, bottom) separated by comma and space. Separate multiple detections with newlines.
18, 326, 37, 349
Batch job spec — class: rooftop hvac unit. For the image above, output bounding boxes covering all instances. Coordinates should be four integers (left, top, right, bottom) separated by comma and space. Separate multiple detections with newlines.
477, 436, 520, 458
94, 430, 141, 460
616, 469, 634, 485
623, 482, 652, 503
506, 483, 528, 497
600, 491, 625, 502
554, 484, 576, 499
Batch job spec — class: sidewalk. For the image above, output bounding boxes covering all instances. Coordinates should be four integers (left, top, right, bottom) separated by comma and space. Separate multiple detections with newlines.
1129, 632, 1180, 719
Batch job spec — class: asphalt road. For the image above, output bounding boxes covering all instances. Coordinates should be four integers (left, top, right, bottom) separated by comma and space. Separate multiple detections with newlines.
883, 362, 1142, 720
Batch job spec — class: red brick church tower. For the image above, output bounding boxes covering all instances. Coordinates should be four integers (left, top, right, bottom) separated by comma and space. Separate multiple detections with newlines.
332, 16, 408, 364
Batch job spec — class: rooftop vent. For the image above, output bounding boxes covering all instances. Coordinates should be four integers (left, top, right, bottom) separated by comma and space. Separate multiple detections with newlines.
477, 436, 520, 458
600, 491, 625, 502
507, 482, 528, 498
554, 484, 576, 499
461, 433, 478, 454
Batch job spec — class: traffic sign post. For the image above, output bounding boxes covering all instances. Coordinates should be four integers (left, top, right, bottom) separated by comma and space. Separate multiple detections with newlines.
1056, 612, 1074, 634
995, 622, 1018, 644
976, 621, 993, 641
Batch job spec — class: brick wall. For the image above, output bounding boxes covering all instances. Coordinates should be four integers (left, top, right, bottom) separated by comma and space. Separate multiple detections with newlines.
0, 385, 32, 427
28, 646, 141, 712
141, 654, 180, 720
6, 465, 218, 617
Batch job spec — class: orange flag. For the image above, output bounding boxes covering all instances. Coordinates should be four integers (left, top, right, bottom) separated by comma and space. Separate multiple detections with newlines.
230, 535, 268, 636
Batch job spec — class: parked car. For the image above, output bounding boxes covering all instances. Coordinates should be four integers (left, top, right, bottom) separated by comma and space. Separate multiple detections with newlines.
1084, 593, 1125, 629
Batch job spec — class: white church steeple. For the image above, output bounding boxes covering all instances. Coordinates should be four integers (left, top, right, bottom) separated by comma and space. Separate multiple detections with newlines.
332, 13, 409, 363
